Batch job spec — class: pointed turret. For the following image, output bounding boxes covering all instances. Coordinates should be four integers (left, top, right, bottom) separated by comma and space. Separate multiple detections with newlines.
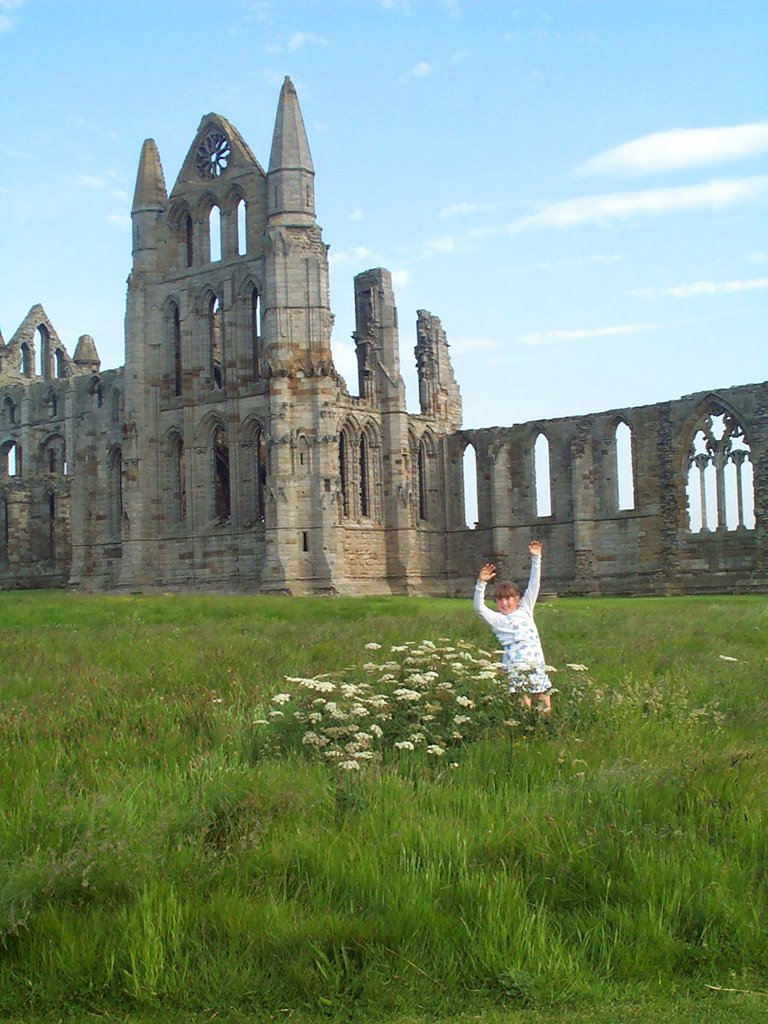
132, 139, 167, 213
73, 334, 101, 372
131, 139, 167, 268
267, 76, 315, 224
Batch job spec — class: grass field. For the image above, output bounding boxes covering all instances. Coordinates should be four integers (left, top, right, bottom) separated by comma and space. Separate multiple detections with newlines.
0, 589, 765, 1023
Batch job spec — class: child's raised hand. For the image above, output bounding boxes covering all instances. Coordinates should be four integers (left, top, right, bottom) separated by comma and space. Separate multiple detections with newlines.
478, 563, 496, 583
529, 540, 542, 557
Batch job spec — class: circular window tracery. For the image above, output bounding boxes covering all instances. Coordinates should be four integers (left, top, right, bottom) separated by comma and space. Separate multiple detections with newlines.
195, 131, 232, 179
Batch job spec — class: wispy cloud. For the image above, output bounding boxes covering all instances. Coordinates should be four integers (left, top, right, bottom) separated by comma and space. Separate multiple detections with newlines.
517, 323, 660, 346
391, 269, 411, 288
450, 335, 503, 354
536, 253, 623, 270
577, 122, 768, 177
633, 277, 768, 299
265, 30, 327, 54
328, 246, 372, 265
0, 0, 25, 34
508, 176, 768, 232
75, 174, 110, 189
107, 212, 131, 229
422, 235, 456, 256
439, 200, 502, 218
348, 208, 364, 221
0, 143, 31, 159
401, 61, 435, 82
288, 31, 327, 50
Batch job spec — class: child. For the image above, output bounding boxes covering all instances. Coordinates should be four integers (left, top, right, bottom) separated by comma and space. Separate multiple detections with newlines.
474, 540, 553, 714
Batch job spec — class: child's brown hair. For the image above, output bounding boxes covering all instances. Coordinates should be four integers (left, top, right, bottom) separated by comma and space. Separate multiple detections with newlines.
494, 581, 519, 600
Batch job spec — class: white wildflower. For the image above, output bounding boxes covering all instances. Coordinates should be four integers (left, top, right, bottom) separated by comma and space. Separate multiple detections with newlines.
370, 724, 383, 738
271, 693, 292, 704
390, 645, 408, 653
339, 760, 361, 771
349, 705, 370, 717
253, 718, 269, 725
363, 662, 378, 673
365, 642, 382, 650
308, 712, 322, 724
267, 710, 284, 720
394, 688, 422, 702
455, 695, 475, 708
718, 655, 739, 662
394, 740, 415, 751
454, 715, 471, 725
409, 733, 425, 745
298, 678, 336, 692
426, 745, 445, 756
352, 751, 374, 761
566, 664, 589, 672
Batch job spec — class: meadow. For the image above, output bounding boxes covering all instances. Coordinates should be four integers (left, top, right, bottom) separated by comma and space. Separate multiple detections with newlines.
0, 588, 765, 1024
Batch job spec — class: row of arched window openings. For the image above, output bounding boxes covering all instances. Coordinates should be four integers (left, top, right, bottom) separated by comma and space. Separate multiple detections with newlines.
163, 425, 268, 526
176, 198, 248, 270
167, 286, 262, 397
461, 424, 636, 529
461, 412, 754, 533
3, 383, 120, 426
2, 437, 68, 477
15, 326, 68, 380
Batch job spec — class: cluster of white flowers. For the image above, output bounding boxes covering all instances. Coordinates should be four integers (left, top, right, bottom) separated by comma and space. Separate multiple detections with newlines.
259, 638, 565, 774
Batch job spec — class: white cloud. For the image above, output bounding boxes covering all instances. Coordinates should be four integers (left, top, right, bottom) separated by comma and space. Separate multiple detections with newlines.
391, 269, 411, 288
107, 212, 131, 229
536, 253, 623, 270
75, 175, 109, 189
633, 277, 768, 299
0, 0, 25, 34
348, 208, 364, 221
517, 323, 660, 346
508, 176, 768, 232
438, 201, 502, 218
401, 61, 435, 82
450, 335, 503, 354
422, 235, 456, 256
288, 31, 328, 50
328, 246, 372, 265
577, 122, 768, 177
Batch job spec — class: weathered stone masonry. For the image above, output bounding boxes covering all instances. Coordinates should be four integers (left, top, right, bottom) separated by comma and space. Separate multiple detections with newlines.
1, 78, 765, 596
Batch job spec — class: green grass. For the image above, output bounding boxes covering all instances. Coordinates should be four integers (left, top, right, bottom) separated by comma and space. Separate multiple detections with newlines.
0, 590, 766, 1023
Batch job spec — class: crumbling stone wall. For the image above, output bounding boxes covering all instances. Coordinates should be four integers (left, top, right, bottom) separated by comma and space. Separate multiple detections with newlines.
441, 383, 766, 597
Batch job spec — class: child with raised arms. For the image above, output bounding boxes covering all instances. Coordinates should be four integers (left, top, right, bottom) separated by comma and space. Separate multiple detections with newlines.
473, 540, 553, 714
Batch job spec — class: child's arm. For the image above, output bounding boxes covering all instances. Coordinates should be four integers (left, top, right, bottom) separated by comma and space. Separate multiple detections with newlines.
519, 542, 542, 614
474, 564, 501, 626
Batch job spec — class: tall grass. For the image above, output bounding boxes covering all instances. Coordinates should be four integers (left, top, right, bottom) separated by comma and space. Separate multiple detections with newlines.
0, 591, 765, 1020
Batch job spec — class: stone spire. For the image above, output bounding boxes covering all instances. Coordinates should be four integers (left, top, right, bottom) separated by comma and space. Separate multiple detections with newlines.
267, 76, 315, 223
73, 333, 101, 372
131, 139, 167, 213
131, 139, 167, 268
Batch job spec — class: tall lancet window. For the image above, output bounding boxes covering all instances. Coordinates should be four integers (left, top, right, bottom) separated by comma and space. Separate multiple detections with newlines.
213, 425, 231, 521
209, 295, 223, 389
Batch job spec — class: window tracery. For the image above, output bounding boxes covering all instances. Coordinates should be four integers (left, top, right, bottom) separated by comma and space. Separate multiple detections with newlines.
686, 408, 754, 532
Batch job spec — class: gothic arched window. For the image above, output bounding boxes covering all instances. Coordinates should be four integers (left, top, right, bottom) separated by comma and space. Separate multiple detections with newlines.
213, 425, 231, 521
686, 407, 754, 532
208, 295, 223, 389
534, 431, 552, 518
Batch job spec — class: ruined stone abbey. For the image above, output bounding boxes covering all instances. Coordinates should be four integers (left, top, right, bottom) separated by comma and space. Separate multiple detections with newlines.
1, 79, 765, 596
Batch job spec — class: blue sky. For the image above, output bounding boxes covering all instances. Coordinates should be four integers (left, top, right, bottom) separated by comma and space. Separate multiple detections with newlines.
1, 0, 766, 430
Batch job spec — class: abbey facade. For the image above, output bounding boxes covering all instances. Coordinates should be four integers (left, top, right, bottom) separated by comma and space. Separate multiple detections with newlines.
1, 79, 766, 596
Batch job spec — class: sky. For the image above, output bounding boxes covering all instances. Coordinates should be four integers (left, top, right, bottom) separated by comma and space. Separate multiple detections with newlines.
1, 0, 766, 431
